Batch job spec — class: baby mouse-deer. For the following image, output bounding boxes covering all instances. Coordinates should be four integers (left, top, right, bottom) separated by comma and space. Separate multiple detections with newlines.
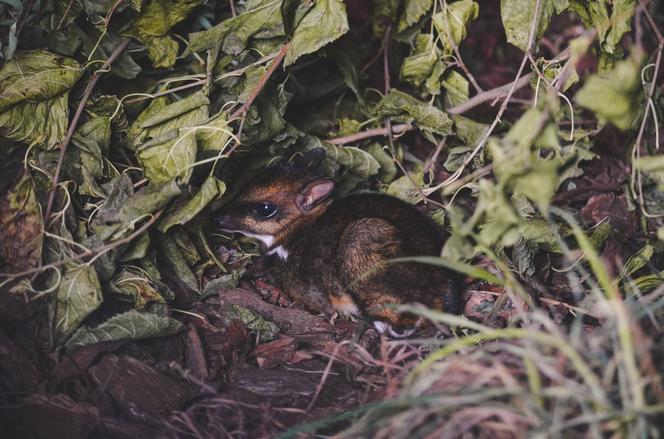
216, 149, 461, 336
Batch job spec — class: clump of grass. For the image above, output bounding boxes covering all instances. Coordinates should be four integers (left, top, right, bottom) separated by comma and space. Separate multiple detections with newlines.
337, 303, 663, 438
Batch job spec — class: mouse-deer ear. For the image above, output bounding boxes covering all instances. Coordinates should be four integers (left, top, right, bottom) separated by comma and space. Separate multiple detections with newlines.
296, 178, 334, 211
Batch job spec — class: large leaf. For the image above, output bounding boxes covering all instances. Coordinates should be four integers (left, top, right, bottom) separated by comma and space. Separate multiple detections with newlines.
500, 0, 563, 52
128, 92, 210, 147
201, 269, 245, 297
568, 0, 610, 46
127, 0, 201, 68
41, 212, 104, 342
76, 29, 141, 80
367, 142, 398, 183
321, 143, 381, 179
137, 128, 198, 184
374, 89, 454, 138
159, 231, 199, 293
432, 0, 479, 52
64, 117, 111, 197
474, 179, 521, 247
0, 50, 82, 147
575, 50, 644, 130
386, 170, 425, 204
129, 92, 210, 184
159, 176, 226, 232
373, 0, 401, 37
189, 0, 283, 54
400, 34, 441, 89
442, 70, 470, 107
54, 265, 103, 341
91, 175, 184, 241
197, 112, 232, 153
489, 109, 568, 212
569, 0, 635, 55
398, 0, 434, 32
284, 0, 350, 66
66, 309, 184, 348
603, 0, 636, 54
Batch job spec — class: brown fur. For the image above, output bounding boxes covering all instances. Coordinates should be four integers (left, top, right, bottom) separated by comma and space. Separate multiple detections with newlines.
216, 161, 462, 330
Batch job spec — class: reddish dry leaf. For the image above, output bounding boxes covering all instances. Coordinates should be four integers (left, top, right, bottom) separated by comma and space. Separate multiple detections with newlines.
255, 279, 292, 307
252, 335, 298, 368
0, 172, 42, 273
581, 193, 636, 235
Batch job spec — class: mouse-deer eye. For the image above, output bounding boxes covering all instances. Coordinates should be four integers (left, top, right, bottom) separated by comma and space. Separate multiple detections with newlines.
253, 202, 278, 218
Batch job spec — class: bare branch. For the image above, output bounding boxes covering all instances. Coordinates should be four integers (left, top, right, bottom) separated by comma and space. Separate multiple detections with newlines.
228, 43, 290, 121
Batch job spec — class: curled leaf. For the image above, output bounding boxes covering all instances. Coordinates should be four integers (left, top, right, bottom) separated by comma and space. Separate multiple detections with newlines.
108, 266, 167, 309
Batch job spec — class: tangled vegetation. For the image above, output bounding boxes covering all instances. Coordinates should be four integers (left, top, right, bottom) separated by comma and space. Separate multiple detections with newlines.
0, 0, 663, 437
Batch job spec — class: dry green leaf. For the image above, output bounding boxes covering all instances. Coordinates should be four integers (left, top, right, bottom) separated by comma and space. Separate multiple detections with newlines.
129, 92, 210, 146
618, 244, 654, 281
127, 0, 201, 68
285, 0, 349, 66
398, 0, 434, 32
386, 170, 425, 203
432, 0, 479, 52
373, 0, 401, 37
575, 50, 644, 130
108, 266, 167, 309
223, 304, 280, 342
201, 269, 245, 297
442, 70, 469, 107
322, 143, 381, 179
367, 143, 398, 183
196, 112, 232, 153
0, 50, 82, 147
159, 231, 199, 293
66, 309, 184, 348
189, 0, 283, 54
374, 89, 454, 138
603, 0, 636, 54
65, 117, 111, 197
91, 175, 184, 241
137, 128, 198, 184
54, 264, 103, 341
159, 176, 226, 232
501, 0, 560, 52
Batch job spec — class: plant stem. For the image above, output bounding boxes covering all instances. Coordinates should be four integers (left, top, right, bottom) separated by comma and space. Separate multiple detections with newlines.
43, 38, 132, 225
